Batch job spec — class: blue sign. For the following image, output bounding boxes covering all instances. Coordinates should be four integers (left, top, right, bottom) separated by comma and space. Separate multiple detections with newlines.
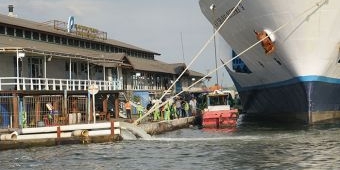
67, 16, 75, 33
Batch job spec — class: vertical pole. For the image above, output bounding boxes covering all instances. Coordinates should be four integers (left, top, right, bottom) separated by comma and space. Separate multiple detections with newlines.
19, 98, 23, 128
87, 61, 90, 80
103, 94, 108, 120
111, 120, 114, 136
35, 97, 40, 126
114, 93, 119, 119
92, 94, 96, 124
103, 66, 106, 81
116, 67, 119, 81
16, 49, 20, 90
211, 5, 219, 86
56, 126, 61, 145
64, 90, 67, 122
44, 56, 47, 78
12, 93, 19, 128
69, 58, 72, 80
103, 66, 106, 90
87, 91, 91, 123
44, 56, 48, 90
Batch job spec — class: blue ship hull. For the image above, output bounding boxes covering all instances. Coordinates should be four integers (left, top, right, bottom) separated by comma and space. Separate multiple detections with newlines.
235, 76, 340, 124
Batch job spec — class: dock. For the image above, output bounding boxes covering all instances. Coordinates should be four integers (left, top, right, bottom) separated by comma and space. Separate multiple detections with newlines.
0, 117, 195, 151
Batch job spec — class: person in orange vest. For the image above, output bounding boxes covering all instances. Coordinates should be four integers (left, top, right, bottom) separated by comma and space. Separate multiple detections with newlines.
125, 100, 131, 119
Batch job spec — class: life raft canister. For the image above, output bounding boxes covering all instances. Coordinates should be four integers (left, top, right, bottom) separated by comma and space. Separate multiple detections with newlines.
254, 29, 276, 55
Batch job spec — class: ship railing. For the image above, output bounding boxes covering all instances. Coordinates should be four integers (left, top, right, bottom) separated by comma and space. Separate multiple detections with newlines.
0, 77, 122, 91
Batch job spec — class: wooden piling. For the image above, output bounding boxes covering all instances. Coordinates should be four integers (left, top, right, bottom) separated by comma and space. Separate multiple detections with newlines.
103, 94, 108, 120
114, 93, 119, 119
12, 93, 19, 128
56, 126, 61, 145
35, 96, 40, 126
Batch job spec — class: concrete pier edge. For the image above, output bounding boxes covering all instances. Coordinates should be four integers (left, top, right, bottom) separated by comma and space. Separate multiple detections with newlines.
0, 116, 195, 151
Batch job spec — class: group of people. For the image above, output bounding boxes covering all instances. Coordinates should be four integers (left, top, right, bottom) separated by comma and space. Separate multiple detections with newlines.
124, 97, 197, 122
151, 97, 197, 121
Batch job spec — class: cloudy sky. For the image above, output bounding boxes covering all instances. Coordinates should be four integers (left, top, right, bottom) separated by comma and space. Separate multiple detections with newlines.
0, 0, 233, 87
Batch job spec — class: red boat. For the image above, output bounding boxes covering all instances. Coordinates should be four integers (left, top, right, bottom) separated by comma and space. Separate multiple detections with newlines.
202, 91, 238, 128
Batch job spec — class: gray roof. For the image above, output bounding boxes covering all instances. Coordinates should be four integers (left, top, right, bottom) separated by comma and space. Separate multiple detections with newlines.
126, 56, 175, 74
0, 35, 125, 63
126, 57, 207, 77
0, 14, 160, 55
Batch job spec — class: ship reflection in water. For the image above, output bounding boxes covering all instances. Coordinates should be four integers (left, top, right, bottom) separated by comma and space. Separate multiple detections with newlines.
2, 117, 340, 169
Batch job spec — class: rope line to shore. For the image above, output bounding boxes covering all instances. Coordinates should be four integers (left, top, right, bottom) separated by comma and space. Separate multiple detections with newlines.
135, 0, 328, 124
135, 0, 244, 124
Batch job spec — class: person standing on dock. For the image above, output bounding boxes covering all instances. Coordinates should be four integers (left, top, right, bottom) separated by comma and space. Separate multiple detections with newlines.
154, 102, 161, 121
137, 102, 144, 118
176, 99, 182, 118
184, 101, 190, 117
125, 100, 132, 119
170, 103, 177, 119
189, 97, 197, 116
164, 102, 171, 120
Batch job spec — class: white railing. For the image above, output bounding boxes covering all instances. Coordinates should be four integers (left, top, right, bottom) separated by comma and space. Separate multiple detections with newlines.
128, 84, 165, 91
0, 77, 122, 91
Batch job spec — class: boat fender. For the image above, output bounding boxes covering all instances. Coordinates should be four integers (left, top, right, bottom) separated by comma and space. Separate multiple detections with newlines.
230, 112, 237, 118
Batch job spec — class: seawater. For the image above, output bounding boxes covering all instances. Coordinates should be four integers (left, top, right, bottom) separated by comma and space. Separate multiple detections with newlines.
2, 117, 340, 170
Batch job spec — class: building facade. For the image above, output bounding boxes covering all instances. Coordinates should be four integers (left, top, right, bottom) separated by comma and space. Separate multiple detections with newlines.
0, 10, 207, 129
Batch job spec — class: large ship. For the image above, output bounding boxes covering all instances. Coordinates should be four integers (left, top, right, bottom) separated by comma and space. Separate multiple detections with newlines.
199, 0, 340, 124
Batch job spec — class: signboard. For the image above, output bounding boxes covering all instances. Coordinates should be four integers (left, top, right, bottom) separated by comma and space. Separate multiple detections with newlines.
88, 84, 99, 95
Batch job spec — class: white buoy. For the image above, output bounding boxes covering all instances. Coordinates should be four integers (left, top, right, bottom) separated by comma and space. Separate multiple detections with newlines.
72, 130, 89, 137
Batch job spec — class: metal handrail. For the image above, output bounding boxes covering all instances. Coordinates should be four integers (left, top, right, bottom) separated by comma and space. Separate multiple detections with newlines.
0, 77, 122, 91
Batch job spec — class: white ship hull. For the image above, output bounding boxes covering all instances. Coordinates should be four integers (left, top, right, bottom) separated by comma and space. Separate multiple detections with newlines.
199, 0, 340, 123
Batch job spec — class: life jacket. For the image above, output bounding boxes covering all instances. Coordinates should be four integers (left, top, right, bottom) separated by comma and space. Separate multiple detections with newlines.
125, 102, 131, 110
184, 102, 189, 111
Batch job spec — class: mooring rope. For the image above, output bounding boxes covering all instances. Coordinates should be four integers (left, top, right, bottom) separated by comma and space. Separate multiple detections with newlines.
134, 0, 244, 124
135, 0, 328, 124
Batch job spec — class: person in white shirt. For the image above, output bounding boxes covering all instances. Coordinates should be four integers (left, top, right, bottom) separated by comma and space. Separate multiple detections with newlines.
189, 97, 197, 116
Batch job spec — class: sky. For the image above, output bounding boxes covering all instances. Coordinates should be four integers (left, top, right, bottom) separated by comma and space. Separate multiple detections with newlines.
0, 0, 234, 87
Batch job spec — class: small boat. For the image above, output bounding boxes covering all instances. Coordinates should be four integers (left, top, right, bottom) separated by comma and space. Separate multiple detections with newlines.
202, 90, 238, 128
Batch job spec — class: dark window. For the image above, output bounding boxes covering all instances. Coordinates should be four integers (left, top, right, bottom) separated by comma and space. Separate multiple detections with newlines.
55, 36, 60, 44
24, 30, 31, 39
74, 40, 79, 47
95, 43, 100, 50
61, 37, 67, 45
85, 42, 90, 48
40, 33, 46, 41
15, 28, 23, 37
65, 62, 69, 71
68, 39, 74, 46
80, 41, 85, 48
91, 42, 96, 49
33, 32, 39, 40
100, 44, 105, 51
7, 27, 14, 36
0, 25, 5, 34
110, 46, 114, 52
105, 45, 109, 52
47, 35, 54, 43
